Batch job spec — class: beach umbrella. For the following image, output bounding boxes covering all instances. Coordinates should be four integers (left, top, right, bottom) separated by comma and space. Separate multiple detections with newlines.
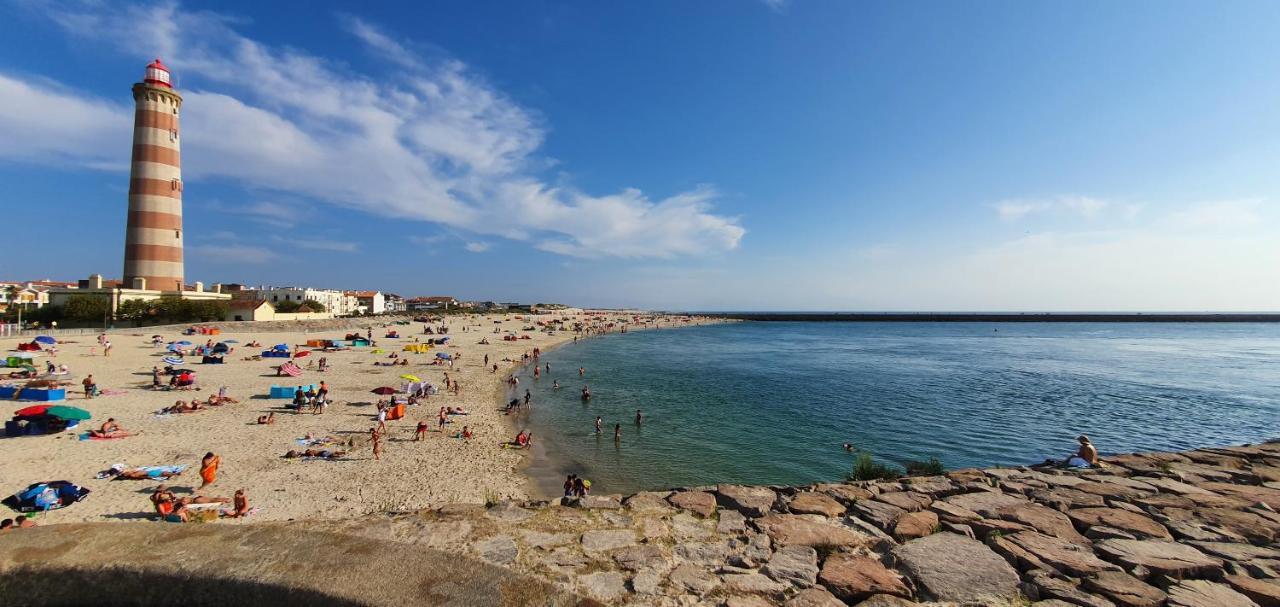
435, 352, 452, 360
221, 339, 239, 344
13, 405, 51, 417
33, 336, 56, 345
152, 335, 163, 338
162, 356, 184, 365
370, 386, 398, 395
399, 374, 420, 382
174, 341, 193, 346
45, 406, 91, 421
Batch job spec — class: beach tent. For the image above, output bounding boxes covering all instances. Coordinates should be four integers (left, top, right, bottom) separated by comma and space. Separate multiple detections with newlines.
33, 336, 56, 345
211, 343, 230, 353
162, 356, 184, 365
3, 481, 90, 513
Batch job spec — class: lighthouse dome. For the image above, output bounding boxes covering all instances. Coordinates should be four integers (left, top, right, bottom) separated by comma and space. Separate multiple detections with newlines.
144, 58, 172, 88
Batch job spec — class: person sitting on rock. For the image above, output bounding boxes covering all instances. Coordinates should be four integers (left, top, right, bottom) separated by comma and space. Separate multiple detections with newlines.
1065, 435, 1098, 468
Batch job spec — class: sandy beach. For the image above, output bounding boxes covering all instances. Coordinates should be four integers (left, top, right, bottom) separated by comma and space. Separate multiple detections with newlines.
0, 313, 705, 524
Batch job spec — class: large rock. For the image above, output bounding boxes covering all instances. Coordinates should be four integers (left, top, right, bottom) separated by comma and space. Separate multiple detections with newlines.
1095, 539, 1224, 580
623, 491, 674, 513
763, 544, 819, 588
1223, 575, 1280, 607
668, 491, 717, 517
944, 491, 1029, 517
485, 501, 535, 522
929, 500, 982, 523
754, 514, 874, 548
892, 532, 1021, 604
475, 535, 518, 565
790, 492, 847, 517
1187, 508, 1277, 544
578, 571, 628, 602
1081, 570, 1167, 607
817, 553, 911, 603
580, 529, 636, 554
1003, 531, 1118, 577
1166, 579, 1260, 607
874, 491, 933, 512
852, 499, 908, 531
856, 596, 922, 607
893, 511, 939, 542
717, 484, 778, 517
669, 563, 721, 595
1200, 482, 1280, 510
1026, 570, 1119, 607
612, 544, 668, 571
718, 509, 748, 534
783, 587, 847, 607
997, 503, 1089, 544
1032, 487, 1108, 510
902, 476, 960, 497
1067, 508, 1172, 540
723, 572, 788, 595
817, 483, 875, 504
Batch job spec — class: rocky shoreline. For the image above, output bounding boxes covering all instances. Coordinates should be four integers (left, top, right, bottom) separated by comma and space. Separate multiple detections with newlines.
3, 441, 1278, 606
240, 440, 1280, 606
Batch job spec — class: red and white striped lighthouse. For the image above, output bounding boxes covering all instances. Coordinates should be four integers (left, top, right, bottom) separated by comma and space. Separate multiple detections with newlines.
123, 58, 184, 292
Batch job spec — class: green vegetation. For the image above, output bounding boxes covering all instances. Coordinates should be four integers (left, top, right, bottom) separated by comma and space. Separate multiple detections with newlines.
63, 294, 112, 323
904, 457, 945, 477
274, 299, 326, 313
849, 452, 901, 482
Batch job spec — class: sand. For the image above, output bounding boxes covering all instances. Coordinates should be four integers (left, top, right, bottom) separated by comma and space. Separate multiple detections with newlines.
0, 313, 617, 523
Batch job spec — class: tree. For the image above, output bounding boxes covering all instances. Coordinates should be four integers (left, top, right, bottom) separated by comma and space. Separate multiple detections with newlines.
299, 299, 326, 313
63, 295, 111, 323
115, 298, 153, 325
274, 299, 301, 313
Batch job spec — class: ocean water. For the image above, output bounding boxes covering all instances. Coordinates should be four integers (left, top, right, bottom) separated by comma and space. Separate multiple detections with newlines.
512, 322, 1280, 495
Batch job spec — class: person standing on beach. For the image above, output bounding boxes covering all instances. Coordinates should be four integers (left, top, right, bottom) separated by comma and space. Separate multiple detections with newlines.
200, 452, 220, 488
376, 403, 388, 435
103, 340, 112, 357
370, 428, 383, 461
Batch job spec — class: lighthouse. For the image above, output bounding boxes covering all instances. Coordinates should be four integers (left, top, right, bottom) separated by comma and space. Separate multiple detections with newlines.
122, 58, 184, 292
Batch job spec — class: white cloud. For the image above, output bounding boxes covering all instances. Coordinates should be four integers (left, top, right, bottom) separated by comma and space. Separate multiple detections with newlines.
994, 195, 1111, 221
408, 235, 448, 245
281, 239, 359, 253
761, 0, 789, 14
3, 1, 744, 259
1168, 198, 1262, 230
464, 241, 490, 253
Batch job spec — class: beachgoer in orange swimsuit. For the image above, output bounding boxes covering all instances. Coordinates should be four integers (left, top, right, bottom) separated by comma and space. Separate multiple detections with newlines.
199, 452, 220, 488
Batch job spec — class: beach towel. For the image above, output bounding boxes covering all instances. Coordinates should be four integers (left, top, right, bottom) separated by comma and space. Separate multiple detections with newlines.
99, 389, 127, 397
78, 432, 129, 441
163, 356, 184, 365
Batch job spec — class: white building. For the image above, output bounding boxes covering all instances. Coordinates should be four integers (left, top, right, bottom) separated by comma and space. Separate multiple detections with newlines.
260, 287, 346, 313
349, 291, 386, 315
384, 293, 405, 313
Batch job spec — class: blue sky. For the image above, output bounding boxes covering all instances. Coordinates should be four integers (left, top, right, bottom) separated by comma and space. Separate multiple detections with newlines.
2, 1, 1279, 310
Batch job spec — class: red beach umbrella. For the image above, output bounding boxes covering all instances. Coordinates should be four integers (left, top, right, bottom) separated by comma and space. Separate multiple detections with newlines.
14, 404, 51, 417
370, 387, 398, 395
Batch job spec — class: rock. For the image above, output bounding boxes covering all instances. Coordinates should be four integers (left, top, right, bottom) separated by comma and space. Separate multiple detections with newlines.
614, 545, 668, 571
845, 513, 898, 545
997, 503, 1090, 544
944, 491, 1029, 517
874, 491, 933, 512
436, 503, 485, 516
1186, 507, 1277, 544
892, 532, 1021, 604
641, 518, 671, 541
671, 512, 715, 540
475, 535, 518, 565
817, 483, 875, 504
790, 492, 847, 517
1223, 575, 1280, 607
852, 499, 908, 531
1004, 531, 1118, 577
783, 587, 846, 607
1032, 601, 1082, 607
578, 571, 628, 602
632, 567, 665, 595
856, 595, 922, 607
763, 544, 819, 588
579, 495, 623, 509
486, 501, 535, 522
1032, 488, 1109, 510
675, 540, 732, 566
1026, 570, 1117, 607
625, 491, 675, 513
754, 514, 873, 548
724, 596, 774, 607
1187, 542, 1280, 562
1143, 477, 1219, 496
902, 476, 960, 497
893, 510, 939, 541
1086, 525, 1138, 542
716, 485, 778, 517
1094, 539, 1224, 580
1067, 508, 1172, 540
669, 563, 722, 595
929, 500, 982, 523
521, 531, 575, 549
669, 491, 718, 517
722, 573, 787, 595
947, 468, 991, 484
817, 553, 911, 603
1166, 579, 1260, 607
545, 547, 589, 568
718, 510, 747, 534
1082, 570, 1167, 607
968, 517, 1034, 539
581, 529, 637, 553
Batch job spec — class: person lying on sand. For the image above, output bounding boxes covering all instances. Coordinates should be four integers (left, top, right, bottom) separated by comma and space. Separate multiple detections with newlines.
88, 418, 130, 438
150, 485, 231, 517
284, 448, 346, 460
104, 465, 183, 480
161, 400, 203, 414
257, 412, 275, 425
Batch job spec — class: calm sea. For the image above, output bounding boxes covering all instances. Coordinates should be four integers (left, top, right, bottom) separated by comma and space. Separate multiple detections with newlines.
512, 322, 1280, 496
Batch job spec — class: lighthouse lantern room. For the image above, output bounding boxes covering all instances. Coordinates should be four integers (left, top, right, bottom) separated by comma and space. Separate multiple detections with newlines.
144, 58, 172, 88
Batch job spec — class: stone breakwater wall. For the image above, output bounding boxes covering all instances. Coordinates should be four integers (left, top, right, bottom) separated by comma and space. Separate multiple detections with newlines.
283, 441, 1280, 607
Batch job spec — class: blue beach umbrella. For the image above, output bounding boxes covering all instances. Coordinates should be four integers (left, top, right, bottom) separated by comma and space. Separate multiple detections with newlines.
174, 341, 193, 346
33, 336, 56, 345
435, 352, 452, 360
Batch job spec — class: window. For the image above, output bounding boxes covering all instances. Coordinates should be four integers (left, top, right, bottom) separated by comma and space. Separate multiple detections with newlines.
175, 230, 181, 239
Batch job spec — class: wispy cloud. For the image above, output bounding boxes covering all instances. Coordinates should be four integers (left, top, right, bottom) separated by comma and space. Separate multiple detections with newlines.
761, 0, 789, 14
3, 1, 745, 259
408, 234, 448, 245
189, 243, 275, 264
273, 238, 359, 253
994, 195, 1112, 221
1168, 198, 1263, 230
464, 241, 490, 253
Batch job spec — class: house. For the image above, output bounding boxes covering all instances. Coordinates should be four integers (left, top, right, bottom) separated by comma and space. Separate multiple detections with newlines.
258, 287, 346, 314
0, 282, 56, 312
222, 299, 335, 322
46, 274, 230, 315
384, 293, 405, 313
349, 291, 385, 315
405, 296, 457, 311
